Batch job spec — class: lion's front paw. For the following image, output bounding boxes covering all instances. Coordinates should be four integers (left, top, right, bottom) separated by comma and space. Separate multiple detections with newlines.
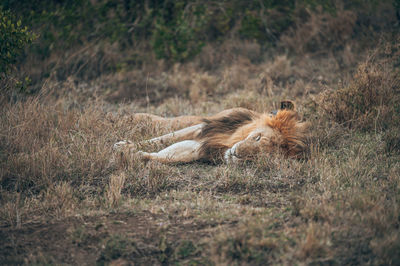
224, 146, 240, 164
113, 140, 133, 151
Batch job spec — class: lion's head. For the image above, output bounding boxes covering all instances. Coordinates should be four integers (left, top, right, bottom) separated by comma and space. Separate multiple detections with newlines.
223, 110, 308, 163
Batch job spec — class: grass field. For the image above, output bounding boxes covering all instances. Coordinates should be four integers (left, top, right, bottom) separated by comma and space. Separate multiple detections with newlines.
1, 2, 400, 264
1, 43, 399, 264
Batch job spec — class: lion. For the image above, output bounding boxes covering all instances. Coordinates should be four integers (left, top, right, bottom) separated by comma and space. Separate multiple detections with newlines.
113, 101, 308, 164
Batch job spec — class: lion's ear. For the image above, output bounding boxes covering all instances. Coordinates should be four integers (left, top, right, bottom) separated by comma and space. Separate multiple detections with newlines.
280, 100, 295, 110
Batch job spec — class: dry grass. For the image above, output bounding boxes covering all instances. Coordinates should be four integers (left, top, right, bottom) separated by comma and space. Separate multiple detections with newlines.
1, 36, 400, 265
316, 52, 400, 131
105, 172, 126, 208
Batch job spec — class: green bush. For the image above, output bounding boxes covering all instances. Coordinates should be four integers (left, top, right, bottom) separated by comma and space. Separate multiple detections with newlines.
2, 0, 399, 71
152, 17, 204, 62
0, 7, 36, 74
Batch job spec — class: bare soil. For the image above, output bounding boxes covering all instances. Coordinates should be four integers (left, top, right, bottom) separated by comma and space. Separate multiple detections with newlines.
0, 210, 229, 265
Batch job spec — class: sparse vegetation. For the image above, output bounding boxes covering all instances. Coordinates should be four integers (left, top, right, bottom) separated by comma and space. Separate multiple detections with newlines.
0, 7, 35, 74
1, 0, 400, 265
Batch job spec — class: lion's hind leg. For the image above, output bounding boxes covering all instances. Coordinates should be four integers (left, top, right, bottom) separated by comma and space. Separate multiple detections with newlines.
132, 113, 203, 129
113, 123, 204, 163
145, 123, 204, 145
113, 123, 203, 150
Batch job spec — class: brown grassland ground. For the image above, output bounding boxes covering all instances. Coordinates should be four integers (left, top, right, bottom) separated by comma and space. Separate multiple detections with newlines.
1, 9, 400, 265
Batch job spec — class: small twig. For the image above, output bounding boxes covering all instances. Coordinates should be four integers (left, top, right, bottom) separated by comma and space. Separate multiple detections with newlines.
145, 73, 150, 111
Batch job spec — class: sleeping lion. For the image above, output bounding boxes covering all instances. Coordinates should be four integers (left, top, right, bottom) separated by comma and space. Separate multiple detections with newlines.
113, 101, 308, 164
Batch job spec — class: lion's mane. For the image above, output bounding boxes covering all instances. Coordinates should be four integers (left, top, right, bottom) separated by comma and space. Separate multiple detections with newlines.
196, 109, 307, 161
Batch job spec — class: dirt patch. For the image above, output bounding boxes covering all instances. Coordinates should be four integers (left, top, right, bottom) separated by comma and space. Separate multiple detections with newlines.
0, 210, 224, 265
